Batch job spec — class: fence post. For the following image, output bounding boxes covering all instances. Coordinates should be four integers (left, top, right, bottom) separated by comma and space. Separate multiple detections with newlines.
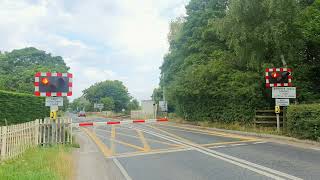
1, 126, 7, 160
35, 120, 39, 146
70, 118, 73, 144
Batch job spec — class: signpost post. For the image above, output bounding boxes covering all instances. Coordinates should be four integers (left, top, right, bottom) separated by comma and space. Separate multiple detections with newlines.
266, 68, 295, 132
275, 105, 281, 131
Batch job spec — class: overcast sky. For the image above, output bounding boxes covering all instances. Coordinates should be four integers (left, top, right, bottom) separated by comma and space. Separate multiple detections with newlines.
0, 0, 189, 101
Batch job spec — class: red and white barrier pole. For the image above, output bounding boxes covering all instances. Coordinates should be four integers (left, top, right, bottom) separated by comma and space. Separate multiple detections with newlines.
75, 118, 169, 127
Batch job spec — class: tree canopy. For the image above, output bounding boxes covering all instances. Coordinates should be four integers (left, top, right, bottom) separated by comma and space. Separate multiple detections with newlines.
159, 0, 320, 122
0, 47, 69, 94
83, 80, 131, 112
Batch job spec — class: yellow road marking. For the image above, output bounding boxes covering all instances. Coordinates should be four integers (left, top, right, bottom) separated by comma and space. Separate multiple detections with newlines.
113, 139, 146, 151
114, 146, 186, 158
137, 130, 151, 152
111, 125, 116, 154
158, 125, 254, 140
158, 123, 258, 140
84, 126, 260, 158
111, 125, 116, 138
201, 139, 259, 147
94, 133, 146, 151
111, 139, 261, 158
95, 128, 181, 147
81, 127, 112, 157
147, 125, 192, 144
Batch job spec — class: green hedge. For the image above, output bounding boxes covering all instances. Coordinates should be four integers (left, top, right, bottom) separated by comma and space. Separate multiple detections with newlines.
0, 90, 49, 125
287, 104, 320, 141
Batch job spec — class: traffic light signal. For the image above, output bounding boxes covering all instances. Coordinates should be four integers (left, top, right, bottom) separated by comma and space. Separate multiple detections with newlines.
35, 72, 73, 96
265, 68, 292, 88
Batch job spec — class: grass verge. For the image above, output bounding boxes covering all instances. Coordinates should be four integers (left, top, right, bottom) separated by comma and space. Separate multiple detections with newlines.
0, 146, 74, 180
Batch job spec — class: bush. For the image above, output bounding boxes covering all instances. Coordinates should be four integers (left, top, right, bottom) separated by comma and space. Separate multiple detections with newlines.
287, 104, 320, 141
0, 90, 49, 125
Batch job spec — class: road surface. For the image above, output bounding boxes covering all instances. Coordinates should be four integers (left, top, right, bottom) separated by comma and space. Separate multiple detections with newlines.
73, 116, 320, 180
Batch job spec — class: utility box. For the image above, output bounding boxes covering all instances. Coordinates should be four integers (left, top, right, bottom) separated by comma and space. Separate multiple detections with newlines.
141, 100, 155, 115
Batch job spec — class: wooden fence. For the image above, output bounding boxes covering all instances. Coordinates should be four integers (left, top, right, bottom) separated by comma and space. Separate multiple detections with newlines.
0, 118, 72, 161
131, 110, 154, 119
39, 118, 72, 146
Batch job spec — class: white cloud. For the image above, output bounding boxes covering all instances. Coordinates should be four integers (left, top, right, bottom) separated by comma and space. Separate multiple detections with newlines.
0, 0, 190, 101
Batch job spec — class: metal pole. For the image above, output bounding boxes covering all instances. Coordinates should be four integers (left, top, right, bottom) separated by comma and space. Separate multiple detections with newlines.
276, 113, 280, 133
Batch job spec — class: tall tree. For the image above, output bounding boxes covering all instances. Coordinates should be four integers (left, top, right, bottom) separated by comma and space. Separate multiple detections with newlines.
69, 96, 92, 112
159, 0, 320, 122
295, 0, 320, 101
127, 99, 140, 111
100, 97, 115, 111
83, 80, 131, 112
0, 47, 69, 93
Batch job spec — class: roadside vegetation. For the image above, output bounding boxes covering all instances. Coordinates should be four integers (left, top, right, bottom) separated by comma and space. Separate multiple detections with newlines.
0, 47, 70, 125
0, 146, 73, 180
0, 90, 48, 125
170, 103, 320, 141
170, 114, 281, 135
0, 48, 76, 179
70, 80, 140, 113
154, 0, 320, 141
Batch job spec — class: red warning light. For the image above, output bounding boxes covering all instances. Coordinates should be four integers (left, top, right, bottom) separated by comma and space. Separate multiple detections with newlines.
41, 78, 49, 85
271, 72, 280, 79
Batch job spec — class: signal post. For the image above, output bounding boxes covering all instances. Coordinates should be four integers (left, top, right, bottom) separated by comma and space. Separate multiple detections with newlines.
34, 72, 73, 120
265, 68, 296, 132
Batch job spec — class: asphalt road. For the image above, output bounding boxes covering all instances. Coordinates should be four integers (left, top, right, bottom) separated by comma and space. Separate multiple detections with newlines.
73, 116, 320, 180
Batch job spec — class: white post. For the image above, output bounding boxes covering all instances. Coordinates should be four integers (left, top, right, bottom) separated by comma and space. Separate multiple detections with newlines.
70, 118, 73, 144
35, 119, 39, 145
155, 103, 158, 119
1, 126, 7, 160
276, 113, 280, 133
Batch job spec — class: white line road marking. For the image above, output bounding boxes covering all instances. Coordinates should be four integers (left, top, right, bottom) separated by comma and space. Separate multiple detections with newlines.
230, 143, 247, 147
113, 158, 133, 180
130, 125, 302, 180
311, 148, 320, 151
253, 142, 267, 144
213, 145, 227, 148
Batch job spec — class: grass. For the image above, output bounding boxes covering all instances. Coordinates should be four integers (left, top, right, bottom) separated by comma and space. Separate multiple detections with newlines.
170, 116, 283, 136
0, 146, 74, 180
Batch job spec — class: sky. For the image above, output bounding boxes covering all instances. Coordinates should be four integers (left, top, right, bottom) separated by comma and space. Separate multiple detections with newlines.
0, 0, 190, 101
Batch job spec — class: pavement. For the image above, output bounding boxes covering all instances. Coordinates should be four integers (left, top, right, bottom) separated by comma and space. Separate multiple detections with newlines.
72, 116, 320, 180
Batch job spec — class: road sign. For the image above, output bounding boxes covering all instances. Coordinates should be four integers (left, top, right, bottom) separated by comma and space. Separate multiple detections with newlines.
159, 101, 168, 112
94, 103, 104, 109
276, 99, 290, 106
272, 87, 296, 99
50, 111, 57, 119
34, 72, 73, 97
275, 106, 281, 114
265, 68, 292, 88
46, 97, 63, 107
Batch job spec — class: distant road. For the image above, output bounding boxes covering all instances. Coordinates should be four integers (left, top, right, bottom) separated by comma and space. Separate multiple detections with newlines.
73, 116, 320, 180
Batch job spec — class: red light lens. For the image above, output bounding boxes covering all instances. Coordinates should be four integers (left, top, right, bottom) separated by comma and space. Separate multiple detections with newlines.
271, 72, 280, 79
41, 78, 49, 85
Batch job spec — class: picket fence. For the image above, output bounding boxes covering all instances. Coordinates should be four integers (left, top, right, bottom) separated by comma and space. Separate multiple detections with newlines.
0, 118, 72, 161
